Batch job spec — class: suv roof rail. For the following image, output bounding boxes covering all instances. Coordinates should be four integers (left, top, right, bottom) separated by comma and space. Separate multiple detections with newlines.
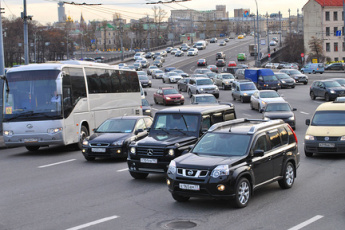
247, 119, 284, 134
208, 118, 247, 132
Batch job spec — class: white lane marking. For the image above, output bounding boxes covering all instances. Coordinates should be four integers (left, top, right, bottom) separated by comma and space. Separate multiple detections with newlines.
66, 215, 119, 230
151, 108, 159, 111
288, 215, 324, 230
38, 159, 76, 168
314, 101, 323, 104
117, 168, 128, 172
242, 113, 252, 117
300, 111, 309, 115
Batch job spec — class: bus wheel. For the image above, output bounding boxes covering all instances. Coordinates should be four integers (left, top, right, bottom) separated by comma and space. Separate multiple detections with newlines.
26, 146, 40, 151
78, 126, 89, 150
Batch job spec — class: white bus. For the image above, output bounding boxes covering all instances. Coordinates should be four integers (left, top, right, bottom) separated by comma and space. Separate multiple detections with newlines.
2, 61, 142, 151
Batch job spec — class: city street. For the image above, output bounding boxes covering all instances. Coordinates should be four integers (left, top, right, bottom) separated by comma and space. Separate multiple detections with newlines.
1, 38, 345, 230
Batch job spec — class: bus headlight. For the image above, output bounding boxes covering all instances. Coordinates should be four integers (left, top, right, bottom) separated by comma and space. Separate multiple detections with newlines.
168, 149, 175, 156
3, 130, 13, 136
130, 147, 136, 154
47, 127, 63, 134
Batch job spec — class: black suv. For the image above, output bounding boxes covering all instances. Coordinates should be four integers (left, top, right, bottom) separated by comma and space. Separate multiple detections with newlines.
325, 63, 345, 70
127, 105, 237, 179
216, 52, 226, 60
310, 80, 345, 101
167, 118, 300, 208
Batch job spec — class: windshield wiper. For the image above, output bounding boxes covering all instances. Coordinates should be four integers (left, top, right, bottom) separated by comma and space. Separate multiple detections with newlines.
155, 128, 170, 134
5, 111, 34, 121
170, 128, 188, 135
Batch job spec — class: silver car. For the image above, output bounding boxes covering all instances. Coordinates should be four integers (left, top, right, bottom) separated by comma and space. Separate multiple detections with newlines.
250, 90, 285, 111
162, 72, 183, 83
213, 73, 235, 90
187, 77, 219, 98
152, 69, 164, 79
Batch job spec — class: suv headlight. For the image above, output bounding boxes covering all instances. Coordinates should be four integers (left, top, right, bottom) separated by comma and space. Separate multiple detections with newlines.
211, 165, 230, 178
168, 149, 175, 156
264, 117, 270, 120
305, 135, 315, 140
340, 136, 345, 141
200, 88, 204, 91
111, 140, 124, 146
288, 116, 295, 120
330, 90, 336, 94
130, 147, 136, 154
168, 160, 176, 174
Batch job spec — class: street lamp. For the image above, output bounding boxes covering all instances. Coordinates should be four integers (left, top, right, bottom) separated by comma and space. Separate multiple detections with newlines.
254, 0, 261, 67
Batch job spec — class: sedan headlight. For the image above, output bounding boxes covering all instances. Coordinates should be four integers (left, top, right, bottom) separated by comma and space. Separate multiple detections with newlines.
288, 116, 295, 121
305, 135, 315, 140
167, 160, 176, 174
166, 97, 171, 100
130, 147, 136, 154
111, 140, 124, 146
181, 95, 185, 99
211, 165, 230, 178
243, 93, 248, 96
82, 139, 89, 146
281, 80, 286, 83
262, 101, 267, 105
149, 80, 152, 84
330, 90, 336, 94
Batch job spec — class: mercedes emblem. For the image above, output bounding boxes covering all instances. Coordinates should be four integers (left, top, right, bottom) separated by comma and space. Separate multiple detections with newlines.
147, 149, 153, 156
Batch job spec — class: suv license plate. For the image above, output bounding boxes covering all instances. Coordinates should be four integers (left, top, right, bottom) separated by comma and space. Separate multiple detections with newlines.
92, 148, 106, 152
319, 143, 335, 148
179, 183, 200, 191
140, 158, 157, 164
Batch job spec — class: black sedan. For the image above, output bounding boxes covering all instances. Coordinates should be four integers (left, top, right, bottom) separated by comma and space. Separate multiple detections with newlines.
175, 50, 184, 57
82, 116, 153, 161
197, 59, 207, 66
261, 101, 297, 130
216, 59, 226, 67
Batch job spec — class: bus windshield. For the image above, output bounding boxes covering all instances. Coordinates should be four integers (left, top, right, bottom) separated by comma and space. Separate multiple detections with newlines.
3, 70, 62, 121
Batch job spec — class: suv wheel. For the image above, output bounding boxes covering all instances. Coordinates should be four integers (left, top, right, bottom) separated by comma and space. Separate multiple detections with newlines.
278, 162, 295, 189
85, 156, 96, 161
300, 70, 304, 74
188, 90, 192, 98
234, 177, 251, 208
310, 92, 316, 100
129, 171, 149, 179
325, 93, 330, 101
305, 149, 313, 157
250, 102, 254, 110
312, 70, 316, 74
240, 96, 245, 103
172, 193, 190, 202
232, 94, 236, 101
214, 93, 219, 99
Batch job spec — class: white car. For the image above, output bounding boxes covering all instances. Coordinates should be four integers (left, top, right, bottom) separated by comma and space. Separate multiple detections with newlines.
162, 72, 183, 83
269, 40, 277, 46
187, 48, 198, 56
152, 69, 165, 79
250, 90, 285, 112
134, 52, 145, 60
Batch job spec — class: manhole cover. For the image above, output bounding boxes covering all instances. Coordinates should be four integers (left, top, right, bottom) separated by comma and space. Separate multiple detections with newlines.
164, 220, 197, 229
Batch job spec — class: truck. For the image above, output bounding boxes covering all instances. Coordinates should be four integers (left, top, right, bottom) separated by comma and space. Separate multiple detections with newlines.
244, 68, 281, 90
195, 40, 207, 50
229, 32, 236, 39
249, 44, 258, 56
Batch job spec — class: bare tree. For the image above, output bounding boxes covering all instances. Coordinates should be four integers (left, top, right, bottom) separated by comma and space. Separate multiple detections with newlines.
279, 34, 305, 64
152, 6, 167, 46
307, 36, 325, 62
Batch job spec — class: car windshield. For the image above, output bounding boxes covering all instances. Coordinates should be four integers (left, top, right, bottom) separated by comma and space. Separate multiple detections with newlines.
311, 111, 345, 126
97, 119, 136, 133
142, 99, 150, 106
265, 103, 291, 112
334, 79, 345, 85
263, 75, 278, 82
240, 83, 256, 91
174, 70, 183, 73
134, 63, 140, 66
154, 70, 163, 74
197, 79, 213, 85
260, 91, 280, 98
193, 133, 251, 156
168, 72, 179, 76
276, 73, 290, 79
163, 89, 179, 95
324, 81, 341, 87
139, 76, 148, 80
290, 70, 301, 75
195, 96, 217, 104
137, 71, 145, 75
222, 74, 234, 79
152, 114, 199, 132
206, 72, 216, 78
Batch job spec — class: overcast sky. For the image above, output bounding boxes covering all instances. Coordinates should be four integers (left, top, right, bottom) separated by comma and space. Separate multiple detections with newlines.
5, 0, 306, 24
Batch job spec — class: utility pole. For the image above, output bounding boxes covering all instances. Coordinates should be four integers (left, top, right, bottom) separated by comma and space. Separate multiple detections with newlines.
0, 3, 5, 75
279, 11, 282, 47
288, 8, 291, 34
297, 9, 299, 34
343, 0, 345, 52
190, 11, 194, 44
147, 15, 150, 51
255, 0, 261, 67
120, 19, 124, 61
22, 0, 32, 65
267, 12, 270, 54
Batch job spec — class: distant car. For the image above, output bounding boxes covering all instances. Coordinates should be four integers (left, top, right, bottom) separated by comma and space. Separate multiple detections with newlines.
213, 73, 235, 90
153, 87, 184, 105
82, 116, 153, 161
232, 80, 258, 102
310, 80, 345, 101
153, 60, 163, 68
166, 47, 173, 53
172, 69, 189, 78
301, 63, 324, 74
190, 94, 218, 104
197, 59, 207, 66
283, 63, 299, 69
83, 57, 95, 62
147, 65, 159, 75
152, 69, 164, 79
237, 53, 246, 61
250, 90, 285, 111
145, 52, 154, 59
139, 59, 150, 68
210, 38, 218, 43
134, 52, 145, 61
265, 63, 275, 69
193, 68, 212, 75
207, 65, 219, 73
216, 59, 226, 67
216, 52, 226, 60
262, 101, 297, 129
163, 72, 183, 83
177, 78, 191, 92
274, 72, 296, 88
238, 35, 244, 39
133, 62, 142, 71
94, 56, 105, 62
141, 99, 152, 117
128, 65, 136, 70
155, 56, 165, 63
272, 37, 279, 42
279, 69, 308, 84
175, 50, 184, 57
205, 72, 217, 80
224, 38, 230, 42
219, 40, 226, 46
325, 63, 345, 70
164, 67, 177, 72
187, 48, 198, 56
181, 46, 190, 52
328, 78, 345, 86
270, 40, 277, 46
228, 61, 237, 67
187, 77, 219, 98
170, 48, 180, 55
138, 74, 152, 88
118, 63, 127, 69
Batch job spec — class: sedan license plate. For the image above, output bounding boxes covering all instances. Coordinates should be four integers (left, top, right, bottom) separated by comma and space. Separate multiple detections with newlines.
140, 158, 157, 164
319, 143, 335, 148
24, 138, 38, 143
179, 183, 200, 191
91, 148, 106, 152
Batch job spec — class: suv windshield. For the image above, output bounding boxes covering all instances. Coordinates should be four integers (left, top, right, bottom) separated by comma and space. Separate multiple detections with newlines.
290, 70, 301, 75
311, 111, 345, 126
152, 114, 199, 132
222, 74, 234, 79
197, 79, 213, 85
193, 133, 251, 156
240, 83, 256, 91
324, 81, 341, 87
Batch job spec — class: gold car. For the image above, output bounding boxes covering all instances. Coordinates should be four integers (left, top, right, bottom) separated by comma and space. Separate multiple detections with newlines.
238, 35, 244, 39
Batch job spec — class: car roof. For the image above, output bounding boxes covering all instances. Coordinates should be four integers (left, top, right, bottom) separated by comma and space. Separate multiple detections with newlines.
156, 104, 233, 115
109, 115, 150, 120
315, 101, 345, 111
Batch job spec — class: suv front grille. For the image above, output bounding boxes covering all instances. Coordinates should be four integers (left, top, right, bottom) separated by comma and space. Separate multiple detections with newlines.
136, 147, 165, 156
177, 168, 209, 178
315, 136, 339, 141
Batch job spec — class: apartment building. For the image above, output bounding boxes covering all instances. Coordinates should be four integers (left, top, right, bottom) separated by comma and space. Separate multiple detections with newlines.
303, 0, 345, 61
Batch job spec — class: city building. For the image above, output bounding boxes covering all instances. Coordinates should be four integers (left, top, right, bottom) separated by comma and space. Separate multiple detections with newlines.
303, 0, 345, 61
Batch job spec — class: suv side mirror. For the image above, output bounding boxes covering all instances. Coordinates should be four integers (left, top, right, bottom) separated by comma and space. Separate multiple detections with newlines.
305, 119, 310, 126
135, 129, 144, 135
259, 109, 264, 113
292, 108, 297, 111
253, 149, 264, 157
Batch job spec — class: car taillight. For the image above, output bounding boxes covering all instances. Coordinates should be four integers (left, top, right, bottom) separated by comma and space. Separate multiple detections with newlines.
287, 124, 298, 144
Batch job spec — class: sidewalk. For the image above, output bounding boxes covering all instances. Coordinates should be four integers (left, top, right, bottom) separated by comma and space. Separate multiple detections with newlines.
0, 136, 6, 148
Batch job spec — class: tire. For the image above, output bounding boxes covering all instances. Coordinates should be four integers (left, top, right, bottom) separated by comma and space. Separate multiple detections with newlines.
188, 90, 192, 98
233, 177, 251, 208
305, 149, 313, 157
250, 102, 254, 110
172, 193, 190, 202
240, 96, 245, 103
180, 102, 184, 105
312, 70, 316, 74
129, 171, 149, 179
154, 98, 158, 104
292, 85, 295, 88
26, 146, 40, 151
78, 126, 89, 150
232, 94, 236, 101
304, 82, 308, 85
214, 94, 219, 99
310, 91, 316, 100
300, 70, 304, 74
85, 156, 96, 161
325, 93, 330, 101
163, 79, 165, 83
278, 162, 295, 189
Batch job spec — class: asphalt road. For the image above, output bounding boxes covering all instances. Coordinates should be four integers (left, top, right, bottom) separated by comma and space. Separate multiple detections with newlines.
1, 38, 345, 230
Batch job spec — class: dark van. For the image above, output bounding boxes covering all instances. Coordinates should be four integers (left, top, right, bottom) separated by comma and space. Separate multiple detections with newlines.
127, 105, 237, 179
